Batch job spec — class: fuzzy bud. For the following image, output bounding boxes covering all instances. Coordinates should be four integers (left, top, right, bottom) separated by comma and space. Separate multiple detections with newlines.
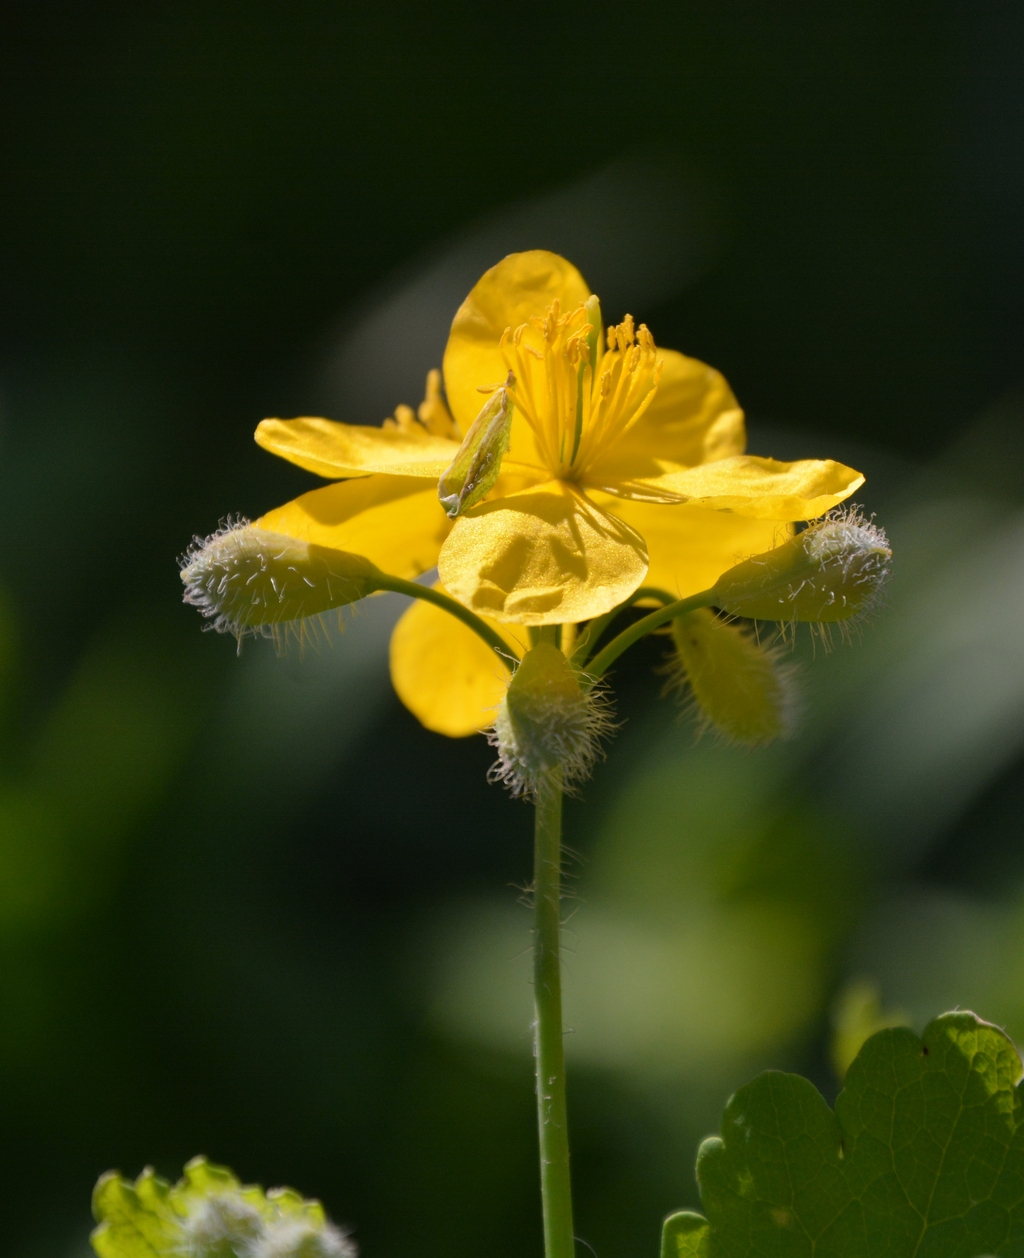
488, 643, 613, 797
666, 609, 796, 746
250, 1216, 357, 1258
180, 521, 381, 643
713, 507, 891, 623
180, 1193, 264, 1258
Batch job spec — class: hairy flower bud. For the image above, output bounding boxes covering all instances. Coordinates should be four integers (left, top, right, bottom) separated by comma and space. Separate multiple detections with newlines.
180, 521, 381, 644
251, 1215, 356, 1258
712, 507, 891, 623
665, 609, 796, 746
181, 1193, 263, 1258
488, 643, 613, 797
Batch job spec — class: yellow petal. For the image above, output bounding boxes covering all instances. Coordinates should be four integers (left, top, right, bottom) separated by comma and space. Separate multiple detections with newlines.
583, 350, 746, 485
255, 417, 460, 479
257, 475, 450, 579
603, 455, 864, 520
602, 497, 793, 599
438, 480, 648, 625
443, 251, 591, 463
389, 586, 525, 737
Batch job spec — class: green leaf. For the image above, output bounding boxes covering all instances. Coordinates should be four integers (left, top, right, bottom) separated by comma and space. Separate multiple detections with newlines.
91, 1166, 183, 1258
662, 1210, 710, 1257
91, 1156, 349, 1258
664, 1011, 1024, 1257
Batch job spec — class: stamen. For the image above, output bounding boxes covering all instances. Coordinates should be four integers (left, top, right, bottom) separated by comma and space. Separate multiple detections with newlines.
417, 368, 460, 439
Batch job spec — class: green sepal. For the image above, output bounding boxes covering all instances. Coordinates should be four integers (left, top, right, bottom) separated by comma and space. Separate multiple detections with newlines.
664, 1011, 1024, 1257
437, 371, 515, 518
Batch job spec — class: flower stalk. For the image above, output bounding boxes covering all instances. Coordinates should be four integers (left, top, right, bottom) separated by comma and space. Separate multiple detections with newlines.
373, 574, 515, 668
532, 769, 575, 1258
583, 589, 717, 681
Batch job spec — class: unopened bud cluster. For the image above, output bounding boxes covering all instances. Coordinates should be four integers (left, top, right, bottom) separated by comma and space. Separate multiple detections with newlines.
713, 506, 891, 624
180, 521, 381, 645
489, 643, 613, 797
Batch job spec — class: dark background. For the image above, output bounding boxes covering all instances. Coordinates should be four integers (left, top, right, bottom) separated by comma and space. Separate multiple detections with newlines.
1, 3, 1023, 1255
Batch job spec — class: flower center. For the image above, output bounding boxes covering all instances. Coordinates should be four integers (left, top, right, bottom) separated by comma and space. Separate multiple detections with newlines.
497, 298, 662, 481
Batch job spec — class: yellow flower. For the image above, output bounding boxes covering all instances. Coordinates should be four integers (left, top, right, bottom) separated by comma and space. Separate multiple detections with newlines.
251, 250, 863, 736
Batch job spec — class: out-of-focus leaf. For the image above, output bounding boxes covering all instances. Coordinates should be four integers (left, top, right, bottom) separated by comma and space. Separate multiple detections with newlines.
28, 629, 191, 837
661, 1210, 708, 1257
0, 790, 68, 931
91, 1166, 181, 1258
829, 977, 907, 1080
92, 1156, 346, 1258
0, 584, 15, 717
672, 1012, 1024, 1256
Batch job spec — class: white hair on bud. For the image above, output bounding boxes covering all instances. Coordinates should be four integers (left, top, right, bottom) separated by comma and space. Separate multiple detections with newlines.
712, 503, 891, 643
178, 1192, 263, 1257
487, 685, 614, 799
797, 506, 893, 652
805, 504, 891, 616
487, 646, 616, 799
249, 1216, 357, 1258
179, 518, 375, 655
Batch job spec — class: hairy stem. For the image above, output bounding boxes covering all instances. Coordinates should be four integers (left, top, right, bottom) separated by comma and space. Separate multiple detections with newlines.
375, 574, 515, 669
533, 771, 575, 1258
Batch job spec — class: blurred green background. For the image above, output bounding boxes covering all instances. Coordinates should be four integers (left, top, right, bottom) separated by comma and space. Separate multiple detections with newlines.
2, 3, 1023, 1255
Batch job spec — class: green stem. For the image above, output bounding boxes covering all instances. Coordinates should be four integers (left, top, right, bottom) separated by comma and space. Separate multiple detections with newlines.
570, 586, 676, 667
584, 588, 717, 682
375, 574, 515, 670
533, 771, 575, 1258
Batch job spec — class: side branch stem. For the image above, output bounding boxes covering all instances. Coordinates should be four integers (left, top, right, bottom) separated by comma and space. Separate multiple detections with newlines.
533, 771, 575, 1258
570, 586, 676, 667
584, 588, 716, 682
375, 575, 515, 670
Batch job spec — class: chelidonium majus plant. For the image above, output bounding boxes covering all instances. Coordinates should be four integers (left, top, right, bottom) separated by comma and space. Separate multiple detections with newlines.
96, 251, 917, 1258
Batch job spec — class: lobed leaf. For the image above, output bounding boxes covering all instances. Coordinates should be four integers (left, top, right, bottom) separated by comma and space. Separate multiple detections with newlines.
663, 1011, 1024, 1256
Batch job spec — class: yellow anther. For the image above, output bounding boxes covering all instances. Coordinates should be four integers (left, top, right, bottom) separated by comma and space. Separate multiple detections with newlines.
617, 314, 635, 346
383, 403, 418, 432
416, 369, 460, 439
566, 331, 591, 367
